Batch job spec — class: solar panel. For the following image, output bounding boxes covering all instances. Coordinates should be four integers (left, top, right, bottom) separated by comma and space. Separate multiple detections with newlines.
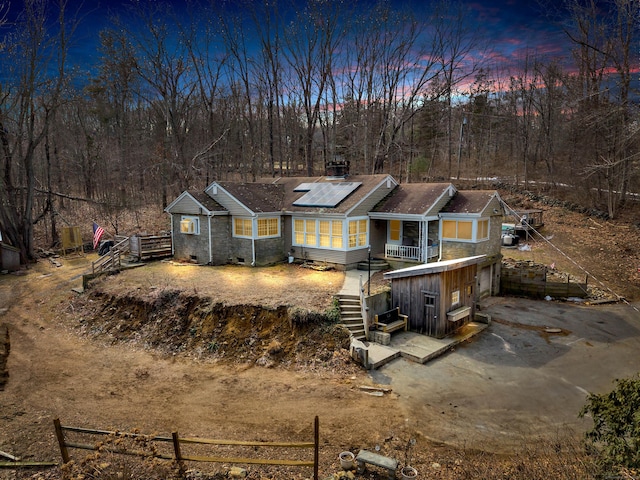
293, 183, 316, 192
293, 182, 361, 207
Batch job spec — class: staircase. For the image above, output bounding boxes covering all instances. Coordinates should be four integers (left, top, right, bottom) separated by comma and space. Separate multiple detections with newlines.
357, 258, 390, 271
91, 236, 131, 274
337, 294, 366, 341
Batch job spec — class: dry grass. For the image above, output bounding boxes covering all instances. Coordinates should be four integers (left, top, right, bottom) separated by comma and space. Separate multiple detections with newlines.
90, 260, 344, 312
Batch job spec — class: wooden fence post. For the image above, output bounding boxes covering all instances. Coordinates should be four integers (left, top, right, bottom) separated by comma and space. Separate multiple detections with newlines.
53, 419, 70, 464
313, 416, 319, 480
172, 431, 185, 476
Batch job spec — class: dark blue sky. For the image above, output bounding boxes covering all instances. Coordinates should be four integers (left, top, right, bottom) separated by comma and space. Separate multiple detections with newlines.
4, 0, 571, 78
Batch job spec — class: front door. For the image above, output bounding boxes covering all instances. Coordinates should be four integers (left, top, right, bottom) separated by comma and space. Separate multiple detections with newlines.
419, 291, 438, 335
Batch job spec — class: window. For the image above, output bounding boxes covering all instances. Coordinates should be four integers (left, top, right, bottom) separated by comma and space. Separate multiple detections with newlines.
305, 220, 316, 246
257, 218, 279, 237
293, 219, 316, 246
331, 221, 343, 248
293, 219, 344, 249
451, 290, 460, 306
389, 220, 401, 241
180, 216, 200, 235
319, 221, 331, 247
348, 219, 368, 248
234, 218, 252, 237
477, 219, 489, 240
294, 219, 305, 245
458, 221, 472, 240
442, 220, 473, 241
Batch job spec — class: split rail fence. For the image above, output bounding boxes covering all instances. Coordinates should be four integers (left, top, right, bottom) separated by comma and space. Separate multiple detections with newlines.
53, 417, 319, 480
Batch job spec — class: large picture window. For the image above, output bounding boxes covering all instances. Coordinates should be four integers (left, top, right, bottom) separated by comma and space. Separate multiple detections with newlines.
234, 217, 280, 238
318, 220, 343, 248
294, 219, 345, 249
234, 218, 252, 237
348, 219, 368, 248
294, 219, 316, 246
257, 218, 279, 237
442, 220, 473, 241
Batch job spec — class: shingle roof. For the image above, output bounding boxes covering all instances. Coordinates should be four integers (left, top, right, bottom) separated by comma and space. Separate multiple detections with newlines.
217, 182, 285, 213
265, 174, 392, 214
441, 190, 499, 215
188, 191, 227, 212
372, 183, 453, 215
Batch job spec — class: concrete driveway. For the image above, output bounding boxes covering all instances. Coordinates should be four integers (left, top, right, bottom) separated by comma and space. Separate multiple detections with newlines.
370, 297, 640, 452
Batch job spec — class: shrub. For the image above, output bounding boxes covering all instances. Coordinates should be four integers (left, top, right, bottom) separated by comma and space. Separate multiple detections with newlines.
579, 374, 640, 471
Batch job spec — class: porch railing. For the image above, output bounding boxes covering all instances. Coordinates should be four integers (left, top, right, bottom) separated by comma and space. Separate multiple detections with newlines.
385, 244, 421, 261
384, 244, 439, 262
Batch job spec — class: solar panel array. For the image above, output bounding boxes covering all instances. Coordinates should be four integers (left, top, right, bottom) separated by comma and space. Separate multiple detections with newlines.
293, 182, 362, 207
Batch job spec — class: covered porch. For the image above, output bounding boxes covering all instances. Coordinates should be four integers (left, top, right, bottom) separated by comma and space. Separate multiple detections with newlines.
370, 217, 440, 263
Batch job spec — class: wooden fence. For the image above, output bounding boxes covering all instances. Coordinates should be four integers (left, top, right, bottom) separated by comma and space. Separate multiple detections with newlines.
90, 233, 172, 276
53, 417, 319, 479
129, 233, 172, 261
501, 266, 588, 299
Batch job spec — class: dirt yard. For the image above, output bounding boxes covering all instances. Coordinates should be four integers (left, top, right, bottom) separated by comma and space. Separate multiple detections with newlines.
0, 196, 639, 479
2, 259, 441, 480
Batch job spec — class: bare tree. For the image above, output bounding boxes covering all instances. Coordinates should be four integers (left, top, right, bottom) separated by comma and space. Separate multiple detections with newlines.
0, 0, 77, 262
282, 0, 346, 176
123, 2, 197, 206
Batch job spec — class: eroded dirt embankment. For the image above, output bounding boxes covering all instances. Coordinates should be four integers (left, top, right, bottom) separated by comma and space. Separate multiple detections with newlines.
66, 288, 354, 370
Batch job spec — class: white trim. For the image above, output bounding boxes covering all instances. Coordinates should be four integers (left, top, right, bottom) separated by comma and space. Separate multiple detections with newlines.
165, 191, 223, 215
256, 217, 281, 239
232, 216, 282, 239
291, 217, 369, 251
344, 175, 397, 216
205, 182, 254, 216
440, 217, 490, 243
232, 217, 254, 238
180, 215, 200, 235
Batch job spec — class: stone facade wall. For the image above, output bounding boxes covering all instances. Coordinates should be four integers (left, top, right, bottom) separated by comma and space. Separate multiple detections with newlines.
441, 216, 502, 261
171, 215, 230, 265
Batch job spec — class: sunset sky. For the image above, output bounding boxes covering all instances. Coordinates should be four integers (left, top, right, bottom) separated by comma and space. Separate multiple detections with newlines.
4, 0, 573, 78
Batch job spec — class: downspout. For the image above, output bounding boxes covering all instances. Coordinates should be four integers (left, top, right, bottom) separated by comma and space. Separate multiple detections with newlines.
170, 214, 175, 256
438, 218, 443, 261
251, 216, 257, 266
208, 213, 213, 265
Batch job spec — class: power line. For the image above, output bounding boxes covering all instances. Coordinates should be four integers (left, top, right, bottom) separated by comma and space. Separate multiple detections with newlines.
500, 198, 639, 313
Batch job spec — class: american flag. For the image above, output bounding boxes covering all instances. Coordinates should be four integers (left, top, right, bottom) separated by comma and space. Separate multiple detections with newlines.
92, 222, 105, 250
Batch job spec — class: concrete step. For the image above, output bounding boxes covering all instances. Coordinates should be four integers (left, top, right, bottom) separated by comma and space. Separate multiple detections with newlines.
340, 306, 361, 314
339, 298, 360, 305
342, 319, 364, 327
337, 294, 359, 301
357, 259, 390, 271
345, 328, 366, 338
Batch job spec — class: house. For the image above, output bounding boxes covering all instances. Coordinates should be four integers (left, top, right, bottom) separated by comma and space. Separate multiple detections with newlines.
383, 256, 485, 338
165, 169, 504, 287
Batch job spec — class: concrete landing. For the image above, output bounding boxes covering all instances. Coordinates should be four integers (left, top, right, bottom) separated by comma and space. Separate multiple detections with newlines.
360, 321, 488, 369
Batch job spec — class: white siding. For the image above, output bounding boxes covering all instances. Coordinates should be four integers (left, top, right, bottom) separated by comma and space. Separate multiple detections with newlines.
206, 184, 253, 216
349, 176, 397, 216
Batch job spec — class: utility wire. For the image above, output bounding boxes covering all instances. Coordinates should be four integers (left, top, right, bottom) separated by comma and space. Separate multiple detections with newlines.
500, 199, 639, 313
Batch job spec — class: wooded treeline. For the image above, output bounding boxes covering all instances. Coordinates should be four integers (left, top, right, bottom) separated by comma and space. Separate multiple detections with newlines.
0, 0, 638, 262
